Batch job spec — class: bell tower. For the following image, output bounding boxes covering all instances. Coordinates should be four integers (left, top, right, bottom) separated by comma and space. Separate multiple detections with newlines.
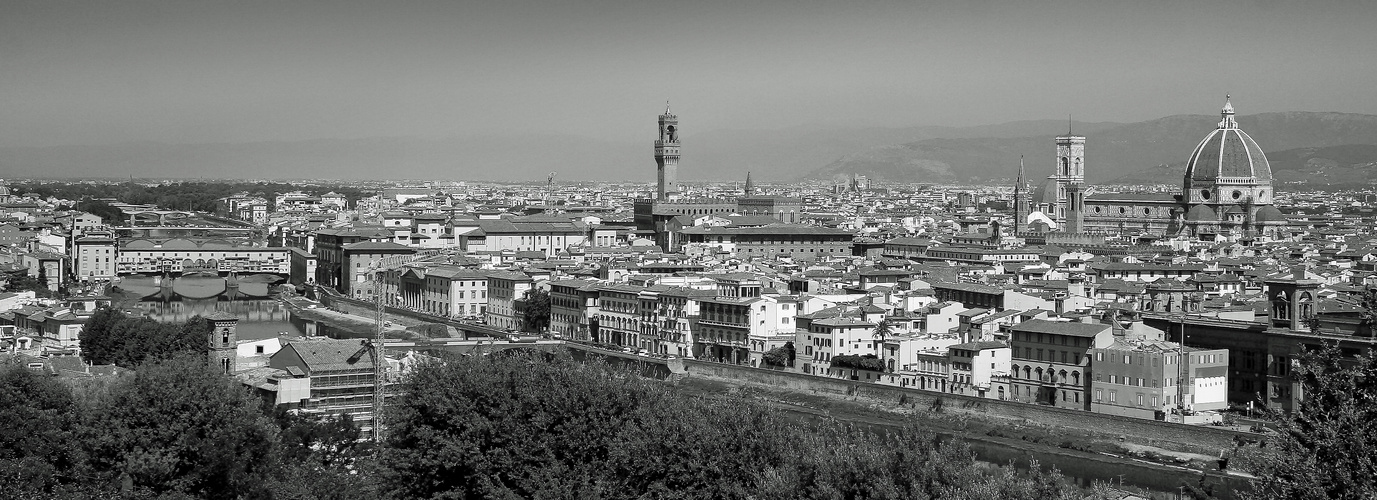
205, 312, 239, 374
1013, 156, 1030, 233
654, 102, 680, 200
1052, 123, 1086, 225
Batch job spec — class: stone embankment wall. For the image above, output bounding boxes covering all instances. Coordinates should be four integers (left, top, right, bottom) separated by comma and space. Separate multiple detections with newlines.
683, 360, 1250, 454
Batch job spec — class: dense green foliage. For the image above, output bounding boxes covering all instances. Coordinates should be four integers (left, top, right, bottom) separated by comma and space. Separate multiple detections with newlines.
762, 341, 794, 367
521, 287, 551, 333
2, 269, 56, 298
80, 355, 281, 498
79, 308, 210, 367
0, 364, 84, 495
1245, 344, 1377, 499
12, 312, 1278, 499
72, 199, 124, 223
832, 353, 887, 372
1, 355, 372, 499
383, 352, 1107, 500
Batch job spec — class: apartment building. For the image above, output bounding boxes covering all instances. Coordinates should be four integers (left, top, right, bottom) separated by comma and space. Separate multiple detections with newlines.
1089, 340, 1229, 419
1009, 319, 1114, 410
486, 271, 534, 330
550, 279, 600, 341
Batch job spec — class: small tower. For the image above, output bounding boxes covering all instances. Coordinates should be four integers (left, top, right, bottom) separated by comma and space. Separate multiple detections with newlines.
205, 311, 239, 374
654, 102, 680, 200
744, 171, 755, 196
1013, 156, 1030, 233
1065, 182, 1085, 234
1265, 266, 1321, 332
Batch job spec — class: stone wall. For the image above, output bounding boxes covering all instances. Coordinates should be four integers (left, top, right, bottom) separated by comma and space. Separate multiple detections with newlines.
683, 360, 1250, 454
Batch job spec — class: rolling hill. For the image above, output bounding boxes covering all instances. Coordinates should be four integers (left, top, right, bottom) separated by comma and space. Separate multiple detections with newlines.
2, 112, 1374, 183
1112, 144, 1377, 186
803, 112, 1377, 185
0, 119, 1125, 182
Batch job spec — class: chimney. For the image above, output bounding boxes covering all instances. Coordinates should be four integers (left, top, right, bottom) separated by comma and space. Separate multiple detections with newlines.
1291, 265, 1306, 280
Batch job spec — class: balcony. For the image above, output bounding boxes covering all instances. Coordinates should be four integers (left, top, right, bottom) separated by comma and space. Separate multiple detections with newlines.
700, 339, 747, 348
697, 317, 748, 328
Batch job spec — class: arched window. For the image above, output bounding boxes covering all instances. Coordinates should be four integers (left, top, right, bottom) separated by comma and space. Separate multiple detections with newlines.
1035, 367, 1044, 381
1072, 371, 1081, 385
1059, 370, 1068, 384
1011, 364, 1020, 379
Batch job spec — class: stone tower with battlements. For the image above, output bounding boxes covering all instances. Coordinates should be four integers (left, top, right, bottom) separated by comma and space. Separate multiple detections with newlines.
655, 103, 680, 200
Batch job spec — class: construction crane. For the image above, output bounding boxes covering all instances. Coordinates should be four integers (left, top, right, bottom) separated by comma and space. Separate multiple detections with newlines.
345, 265, 389, 445
349, 252, 427, 445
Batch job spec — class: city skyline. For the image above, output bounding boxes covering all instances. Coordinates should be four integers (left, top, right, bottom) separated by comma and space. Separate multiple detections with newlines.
2, 0, 1376, 151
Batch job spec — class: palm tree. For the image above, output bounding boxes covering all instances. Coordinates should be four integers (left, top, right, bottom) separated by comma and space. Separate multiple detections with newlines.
872, 319, 893, 372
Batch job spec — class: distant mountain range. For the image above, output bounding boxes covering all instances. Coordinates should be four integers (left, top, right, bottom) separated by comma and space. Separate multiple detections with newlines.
805, 112, 1377, 185
1113, 144, 1377, 186
2, 112, 1375, 183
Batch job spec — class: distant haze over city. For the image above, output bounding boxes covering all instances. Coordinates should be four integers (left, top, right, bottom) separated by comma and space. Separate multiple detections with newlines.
3, 0, 1376, 181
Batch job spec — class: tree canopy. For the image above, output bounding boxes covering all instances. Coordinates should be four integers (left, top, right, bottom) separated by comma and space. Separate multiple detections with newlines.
0, 355, 374, 499
79, 355, 282, 498
762, 342, 795, 367
1246, 343, 1377, 499
0, 365, 83, 496
79, 308, 209, 367
381, 352, 1104, 500
2, 270, 55, 298
521, 287, 551, 333
832, 353, 886, 372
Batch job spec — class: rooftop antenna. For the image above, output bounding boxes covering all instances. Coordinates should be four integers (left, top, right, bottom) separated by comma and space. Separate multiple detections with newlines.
1068, 114, 1073, 135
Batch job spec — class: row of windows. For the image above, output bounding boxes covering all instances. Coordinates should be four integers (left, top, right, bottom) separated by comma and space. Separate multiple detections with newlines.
741, 247, 847, 254
1011, 365, 1082, 385
1019, 347, 1085, 365
1089, 205, 1166, 216
1094, 389, 1173, 408
1099, 374, 1164, 388
1014, 331, 1090, 347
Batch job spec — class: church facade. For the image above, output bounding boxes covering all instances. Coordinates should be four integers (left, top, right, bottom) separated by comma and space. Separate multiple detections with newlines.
1015, 97, 1284, 242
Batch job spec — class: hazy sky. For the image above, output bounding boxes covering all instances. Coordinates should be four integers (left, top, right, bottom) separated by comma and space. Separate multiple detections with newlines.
2, 0, 1374, 147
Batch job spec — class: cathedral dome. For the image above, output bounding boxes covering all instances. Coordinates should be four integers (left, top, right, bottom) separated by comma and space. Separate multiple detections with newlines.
1031, 178, 1057, 205
1184, 97, 1271, 184
1184, 204, 1218, 222
1254, 205, 1285, 223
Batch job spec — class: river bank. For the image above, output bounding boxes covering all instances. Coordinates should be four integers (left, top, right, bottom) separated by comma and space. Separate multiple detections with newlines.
671, 374, 1255, 498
